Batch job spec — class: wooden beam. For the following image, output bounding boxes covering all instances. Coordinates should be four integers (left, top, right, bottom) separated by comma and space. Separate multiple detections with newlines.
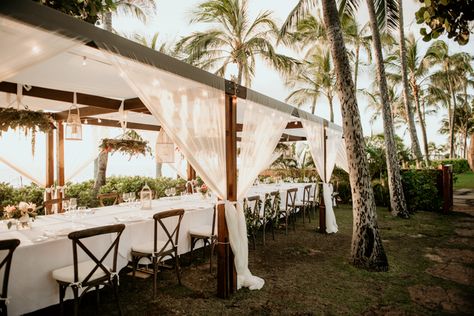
236, 121, 302, 132
217, 93, 237, 298
82, 117, 161, 131
56, 121, 65, 186
45, 129, 55, 213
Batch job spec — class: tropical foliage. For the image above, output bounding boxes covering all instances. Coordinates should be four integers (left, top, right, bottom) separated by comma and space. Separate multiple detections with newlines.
99, 130, 152, 158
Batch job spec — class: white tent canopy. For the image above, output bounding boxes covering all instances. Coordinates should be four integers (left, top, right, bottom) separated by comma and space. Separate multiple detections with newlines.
0, 0, 348, 293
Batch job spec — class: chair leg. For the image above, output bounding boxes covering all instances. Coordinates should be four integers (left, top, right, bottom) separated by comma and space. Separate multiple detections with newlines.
252, 232, 256, 250
59, 284, 66, 316
175, 251, 182, 285
113, 276, 122, 316
95, 285, 100, 310
153, 257, 158, 300
262, 219, 266, 246
210, 240, 216, 273
271, 219, 275, 240
72, 286, 79, 316
285, 213, 288, 235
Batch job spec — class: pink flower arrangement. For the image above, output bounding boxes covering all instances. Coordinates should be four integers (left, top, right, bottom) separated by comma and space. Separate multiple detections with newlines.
2, 202, 37, 229
200, 184, 208, 195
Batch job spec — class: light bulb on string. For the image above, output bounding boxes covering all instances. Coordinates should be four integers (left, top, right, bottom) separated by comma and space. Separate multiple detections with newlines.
82, 56, 87, 66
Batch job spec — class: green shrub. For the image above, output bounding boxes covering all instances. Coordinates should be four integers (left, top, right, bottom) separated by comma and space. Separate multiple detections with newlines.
372, 182, 390, 207
335, 182, 352, 204
66, 180, 96, 207
401, 169, 442, 212
430, 159, 470, 174
13, 184, 44, 207
0, 182, 16, 207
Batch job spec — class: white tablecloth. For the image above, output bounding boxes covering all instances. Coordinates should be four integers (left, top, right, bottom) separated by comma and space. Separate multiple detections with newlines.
0, 194, 215, 315
246, 182, 314, 209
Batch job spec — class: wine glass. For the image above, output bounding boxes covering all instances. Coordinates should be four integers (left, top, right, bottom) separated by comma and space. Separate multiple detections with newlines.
122, 192, 129, 205
165, 188, 171, 197
62, 199, 70, 213
69, 198, 77, 211
170, 187, 176, 197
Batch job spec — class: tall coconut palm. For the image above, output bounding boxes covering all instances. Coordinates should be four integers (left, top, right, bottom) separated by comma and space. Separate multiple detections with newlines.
102, 0, 156, 32
342, 0, 409, 218
175, 0, 299, 86
285, 47, 336, 120
282, 0, 388, 271
396, 0, 423, 166
425, 41, 473, 158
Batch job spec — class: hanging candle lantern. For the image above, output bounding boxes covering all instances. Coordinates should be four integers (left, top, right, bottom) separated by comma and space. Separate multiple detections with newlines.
65, 92, 82, 140
282, 142, 293, 159
140, 183, 152, 210
155, 129, 175, 163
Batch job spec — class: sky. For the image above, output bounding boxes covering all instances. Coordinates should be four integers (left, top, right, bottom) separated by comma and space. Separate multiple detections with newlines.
1, 0, 473, 186
112, 0, 473, 145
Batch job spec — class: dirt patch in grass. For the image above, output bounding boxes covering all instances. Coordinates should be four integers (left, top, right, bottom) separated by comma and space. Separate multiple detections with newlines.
28, 206, 474, 316
408, 285, 473, 314
426, 263, 474, 285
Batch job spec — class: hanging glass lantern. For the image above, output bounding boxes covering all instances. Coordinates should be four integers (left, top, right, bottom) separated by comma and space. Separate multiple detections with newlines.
155, 129, 175, 163
65, 92, 82, 140
140, 183, 152, 210
282, 142, 293, 159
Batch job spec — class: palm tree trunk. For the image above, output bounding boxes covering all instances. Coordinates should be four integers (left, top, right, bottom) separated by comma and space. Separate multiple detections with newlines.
398, 0, 423, 167
366, 0, 409, 218
104, 11, 113, 32
468, 133, 474, 171
237, 63, 243, 86
311, 99, 317, 114
449, 84, 457, 158
354, 45, 360, 90
321, 0, 388, 271
413, 83, 430, 164
93, 150, 108, 195
328, 95, 334, 123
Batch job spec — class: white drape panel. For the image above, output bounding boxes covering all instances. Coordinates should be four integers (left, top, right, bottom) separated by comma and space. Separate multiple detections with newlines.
335, 139, 349, 172
302, 120, 343, 234
237, 99, 292, 199
0, 131, 46, 186
0, 18, 80, 82
102, 51, 227, 199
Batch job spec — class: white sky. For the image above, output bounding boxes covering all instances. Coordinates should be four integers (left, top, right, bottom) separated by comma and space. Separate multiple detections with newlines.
113, 0, 473, 144
1, 0, 472, 186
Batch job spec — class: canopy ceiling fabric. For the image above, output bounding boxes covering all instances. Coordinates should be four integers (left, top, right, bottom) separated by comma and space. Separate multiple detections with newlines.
0, 18, 81, 83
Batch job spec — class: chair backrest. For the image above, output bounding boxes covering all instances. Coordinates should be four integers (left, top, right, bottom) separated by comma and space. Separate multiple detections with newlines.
286, 188, 298, 210
0, 239, 20, 300
44, 198, 70, 215
313, 183, 321, 203
97, 193, 120, 207
153, 209, 185, 254
303, 185, 312, 204
185, 181, 195, 194
68, 224, 125, 285
246, 195, 261, 219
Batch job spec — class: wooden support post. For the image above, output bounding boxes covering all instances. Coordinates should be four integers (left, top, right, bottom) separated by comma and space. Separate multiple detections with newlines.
217, 93, 238, 298
187, 163, 196, 181
441, 164, 453, 213
45, 129, 55, 213
56, 121, 65, 211
319, 122, 328, 234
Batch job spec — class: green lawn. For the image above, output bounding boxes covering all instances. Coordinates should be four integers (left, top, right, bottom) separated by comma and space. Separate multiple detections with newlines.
454, 171, 474, 189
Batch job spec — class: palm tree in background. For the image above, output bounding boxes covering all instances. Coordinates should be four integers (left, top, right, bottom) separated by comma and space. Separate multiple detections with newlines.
341, 0, 409, 219
102, 0, 156, 32
281, 0, 389, 271
175, 0, 299, 86
285, 47, 336, 120
425, 40, 473, 158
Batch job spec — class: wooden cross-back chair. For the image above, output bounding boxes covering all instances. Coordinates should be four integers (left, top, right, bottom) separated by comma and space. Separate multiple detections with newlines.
280, 188, 298, 235
244, 195, 261, 250
0, 239, 20, 316
294, 185, 313, 225
189, 205, 217, 272
52, 224, 125, 316
44, 198, 70, 215
97, 192, 121, 207
131, 209, 184, 299
264, 191, 280, 242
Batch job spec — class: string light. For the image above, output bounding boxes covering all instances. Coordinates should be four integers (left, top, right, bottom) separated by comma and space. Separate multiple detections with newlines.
31, 45, 41, 54
98, 118, 102, 123
82, 56, 87, 66
84, 119, 88, 124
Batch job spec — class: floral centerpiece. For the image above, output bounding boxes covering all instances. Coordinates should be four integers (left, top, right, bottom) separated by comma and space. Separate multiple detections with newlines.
199, 184, 208, 198
2, 202, 37, 229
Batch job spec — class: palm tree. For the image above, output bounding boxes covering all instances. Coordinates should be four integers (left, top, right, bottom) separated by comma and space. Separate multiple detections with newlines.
340, 14, 372, 90
425, 41, 473, 158
285, 47, 336, 120
396, 0, 423, 166
342, 0, 409, 218
175, 0, 299, 86
282, 0, 388, 271
102, 0, 156, 32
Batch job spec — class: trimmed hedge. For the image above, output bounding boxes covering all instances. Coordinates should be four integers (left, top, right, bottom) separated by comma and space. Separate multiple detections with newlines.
401, 169, 442, 212
430, 159, 470, 174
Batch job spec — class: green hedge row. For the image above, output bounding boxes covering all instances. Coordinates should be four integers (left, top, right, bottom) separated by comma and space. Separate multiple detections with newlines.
0, 176, 186, 210
430, 159, 470, 174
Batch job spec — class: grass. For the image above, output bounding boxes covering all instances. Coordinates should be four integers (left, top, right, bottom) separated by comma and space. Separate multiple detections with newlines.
454, 171, 474, 189
30, 206, 474, 316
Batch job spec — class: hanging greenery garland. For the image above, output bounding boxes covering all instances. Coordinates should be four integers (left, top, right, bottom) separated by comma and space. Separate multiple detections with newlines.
99, 130, 152, 159
0, 107, 53, 155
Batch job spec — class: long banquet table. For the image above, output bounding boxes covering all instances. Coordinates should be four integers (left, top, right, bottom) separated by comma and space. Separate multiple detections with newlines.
1, 194, 215, 315
1, 183, 314, 315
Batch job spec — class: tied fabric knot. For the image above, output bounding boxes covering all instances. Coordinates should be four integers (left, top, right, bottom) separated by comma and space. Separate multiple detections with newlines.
0, 297, 10, 305
110, 272, 120, 286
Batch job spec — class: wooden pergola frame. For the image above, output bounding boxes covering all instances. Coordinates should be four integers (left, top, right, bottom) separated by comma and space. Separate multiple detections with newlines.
0, 0, 341, 298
